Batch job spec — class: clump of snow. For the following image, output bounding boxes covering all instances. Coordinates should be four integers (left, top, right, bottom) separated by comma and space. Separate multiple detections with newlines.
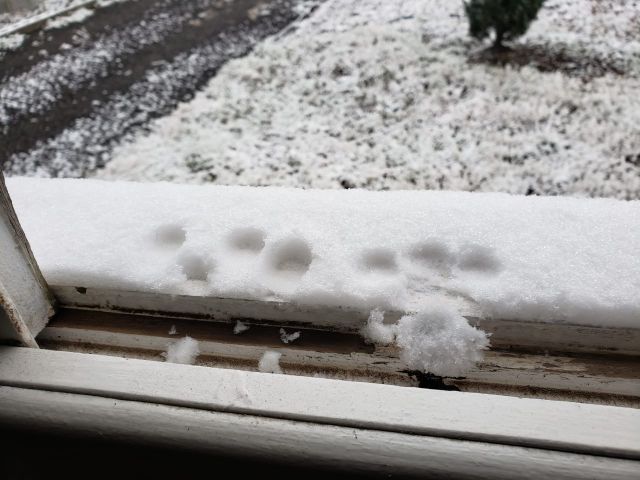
90, 0, 640, 200
395, 302, 489, 377
168, 324, 177, 335
279, 328, 301, 344
163, 336, 200, 364
360, 303, 490, 376
258, 350, 283, 374
7, 177, 640, 328
233, 320, 250, 335
361, 309, 395, 345
0, 33, 25, 54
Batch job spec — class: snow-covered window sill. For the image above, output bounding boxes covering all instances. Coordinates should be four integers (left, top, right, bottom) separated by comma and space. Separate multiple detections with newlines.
1, 174, 640, 474
1, 175, 639, 406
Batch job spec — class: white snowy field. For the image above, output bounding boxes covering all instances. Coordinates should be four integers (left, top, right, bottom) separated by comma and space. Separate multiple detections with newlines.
9, 177, 640, 329
96, 0, 640, 199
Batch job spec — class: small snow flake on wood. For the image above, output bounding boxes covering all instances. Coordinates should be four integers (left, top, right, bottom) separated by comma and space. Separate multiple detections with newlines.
279, 328, 301, 344
258, 350, 283, 374
233, 320, 250, 335
163, 336, 199, 365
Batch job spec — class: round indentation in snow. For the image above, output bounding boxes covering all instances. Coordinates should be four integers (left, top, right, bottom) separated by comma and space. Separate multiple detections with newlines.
268, 237, 313, 275
408, 240, 454, 271
154, 224, 186, 247
360, 248, 398, 272
177, 251, 213, 282
228, 226, 266, 252
457, 244, 502, 274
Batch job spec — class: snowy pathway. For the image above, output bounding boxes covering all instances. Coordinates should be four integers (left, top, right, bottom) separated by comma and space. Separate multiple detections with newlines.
1, 0, 314, 176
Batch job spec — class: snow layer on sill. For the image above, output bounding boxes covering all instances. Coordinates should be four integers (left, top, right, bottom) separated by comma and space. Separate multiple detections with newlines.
7, 177, 640, 329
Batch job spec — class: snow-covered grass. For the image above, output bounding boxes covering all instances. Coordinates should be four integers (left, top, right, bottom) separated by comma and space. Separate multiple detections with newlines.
8, 177, 640, 329
95, 0, 640, 199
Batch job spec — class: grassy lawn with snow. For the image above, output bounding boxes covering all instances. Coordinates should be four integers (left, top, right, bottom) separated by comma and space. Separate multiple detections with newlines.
94, 0, 640, 199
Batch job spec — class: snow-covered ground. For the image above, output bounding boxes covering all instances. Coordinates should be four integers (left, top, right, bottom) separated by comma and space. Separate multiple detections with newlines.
0, 0, 79, 29
2, 0, 313, 177
0, 0, 123, 30
0, 4, 197, 124
0, 0, 127, 57
94, 0, 640, 199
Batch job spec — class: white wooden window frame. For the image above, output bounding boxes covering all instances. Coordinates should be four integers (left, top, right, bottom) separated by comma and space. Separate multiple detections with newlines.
1, 171, 639, 477
0, 346, 639, 478
0, 173, 55, 347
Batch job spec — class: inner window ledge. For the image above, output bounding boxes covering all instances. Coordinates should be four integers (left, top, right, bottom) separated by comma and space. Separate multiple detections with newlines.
0, 345, 638, 479
37, 287, 640, 407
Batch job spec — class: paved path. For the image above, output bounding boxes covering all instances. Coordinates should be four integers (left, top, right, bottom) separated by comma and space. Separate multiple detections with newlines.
1, 0, 308, 176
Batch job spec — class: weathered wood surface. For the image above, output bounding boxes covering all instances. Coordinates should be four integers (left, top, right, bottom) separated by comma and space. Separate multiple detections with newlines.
0, 172, 55, 346
37, 308, 640, 406
52, 285, 640, 356
2, 385, 637, 479
1, 346, 639, 461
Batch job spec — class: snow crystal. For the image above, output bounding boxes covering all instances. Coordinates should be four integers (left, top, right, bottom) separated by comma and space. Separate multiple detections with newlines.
8, 177, 640, 328
164, 336, 199, 364
361, 309, 395, 345
258, 350, 283, 374
395, 301, 490, 377
279, 328, 300, 344
233, 320, 250, 335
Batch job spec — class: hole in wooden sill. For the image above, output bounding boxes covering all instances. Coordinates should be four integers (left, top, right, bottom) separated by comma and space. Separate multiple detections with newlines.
405, 370, 461, 391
